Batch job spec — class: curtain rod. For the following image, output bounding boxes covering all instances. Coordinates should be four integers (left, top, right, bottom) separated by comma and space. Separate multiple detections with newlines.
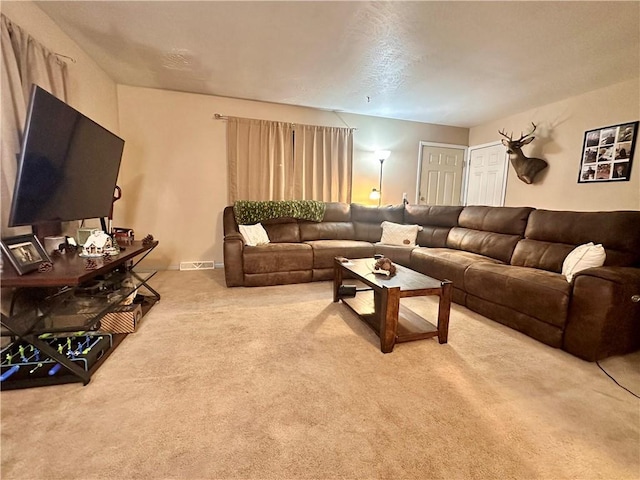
213, 113, 356, 130
213, 113, 296, 127
213, 113, 292, 124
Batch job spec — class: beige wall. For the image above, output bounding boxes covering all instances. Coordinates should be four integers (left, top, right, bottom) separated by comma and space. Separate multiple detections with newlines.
340, 112, 469, 205
1, 1, 119, 132
470, 79, 640, 211
116, 86, 468, 269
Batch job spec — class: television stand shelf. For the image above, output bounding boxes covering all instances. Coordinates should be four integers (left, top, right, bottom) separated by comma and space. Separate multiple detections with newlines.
0, 240, 160, 389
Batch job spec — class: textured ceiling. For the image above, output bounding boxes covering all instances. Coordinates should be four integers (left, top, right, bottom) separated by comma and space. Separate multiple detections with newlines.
35, 1, 640, 128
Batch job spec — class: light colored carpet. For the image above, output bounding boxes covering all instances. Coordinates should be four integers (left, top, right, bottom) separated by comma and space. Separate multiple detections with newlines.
1, 269, 639, 480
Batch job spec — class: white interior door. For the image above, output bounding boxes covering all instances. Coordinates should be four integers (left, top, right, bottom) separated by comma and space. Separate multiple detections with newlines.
416, 143, 466, 205
464, 143, 508, 206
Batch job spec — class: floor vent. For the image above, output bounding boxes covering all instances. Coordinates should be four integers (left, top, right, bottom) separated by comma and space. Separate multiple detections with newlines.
179, 261, 215, 271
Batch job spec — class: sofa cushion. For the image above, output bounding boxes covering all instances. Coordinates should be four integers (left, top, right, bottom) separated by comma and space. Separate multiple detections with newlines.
243, 243, 313, 274
446, 206, 534, 263
446, 228, 523, 264
374, 244, 414, 267
416, 225, 451, 248
352, 222, 383, 243
404, 204, 463, 227
262, 217, 301, 243
464, 262, 571, 328
458, 206, 534, 235
299, 221, 355, 241
410, 247, 501, 290
351, 204, 405, 242
519, 209, 640, 268
351, 203, 405, 223
510, 239, 573, 273
415, 227, 452, 248
322, 202, 352, 222
305, 240, 374, 269
404, 205, 462, 248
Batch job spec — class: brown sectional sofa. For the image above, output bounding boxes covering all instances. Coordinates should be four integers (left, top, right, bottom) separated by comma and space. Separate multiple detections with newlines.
223, 203, 640, 361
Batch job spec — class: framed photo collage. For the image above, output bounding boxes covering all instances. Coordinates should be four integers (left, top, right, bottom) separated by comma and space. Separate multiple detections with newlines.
578, 121, 638, 183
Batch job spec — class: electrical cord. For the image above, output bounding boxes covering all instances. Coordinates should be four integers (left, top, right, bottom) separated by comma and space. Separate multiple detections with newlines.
596, 360, 640, 398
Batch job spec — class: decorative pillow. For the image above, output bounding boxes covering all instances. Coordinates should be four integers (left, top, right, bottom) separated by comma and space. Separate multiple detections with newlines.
380, 221, 421, 247
238, 223, 270, 246
562, 242, 606, 282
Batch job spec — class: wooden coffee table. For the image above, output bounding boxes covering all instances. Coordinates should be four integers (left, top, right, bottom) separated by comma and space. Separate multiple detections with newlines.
333, 257, 452, 353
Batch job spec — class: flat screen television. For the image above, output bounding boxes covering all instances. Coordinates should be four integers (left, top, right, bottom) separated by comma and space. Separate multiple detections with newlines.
8, 84, 124, 230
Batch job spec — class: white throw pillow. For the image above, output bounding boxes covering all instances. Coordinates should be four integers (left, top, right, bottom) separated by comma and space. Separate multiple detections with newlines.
239, 223, 270, 246
380, 221, 421, 247
562, 242, 606, 283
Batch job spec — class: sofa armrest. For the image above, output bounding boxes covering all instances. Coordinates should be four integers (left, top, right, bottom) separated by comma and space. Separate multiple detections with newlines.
223, 206, 245, 287
563, 267, 640, 361
225, 232, 244, 243
223, 234, 245, 287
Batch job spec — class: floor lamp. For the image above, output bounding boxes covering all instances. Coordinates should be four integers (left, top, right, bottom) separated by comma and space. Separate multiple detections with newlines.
369, 150, 391, 206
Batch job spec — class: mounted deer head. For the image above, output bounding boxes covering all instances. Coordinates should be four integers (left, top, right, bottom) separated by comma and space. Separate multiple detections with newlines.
499, 122, 548, 184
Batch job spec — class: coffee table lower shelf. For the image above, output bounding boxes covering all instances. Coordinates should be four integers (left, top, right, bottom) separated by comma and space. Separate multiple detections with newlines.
341, 291, 440, 344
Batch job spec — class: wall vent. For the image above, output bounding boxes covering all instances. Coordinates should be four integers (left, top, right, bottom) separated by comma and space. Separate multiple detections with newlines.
179, 261, 215, 271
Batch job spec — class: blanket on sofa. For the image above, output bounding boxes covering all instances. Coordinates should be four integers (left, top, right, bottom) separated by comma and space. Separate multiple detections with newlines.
233, 200, 326, 225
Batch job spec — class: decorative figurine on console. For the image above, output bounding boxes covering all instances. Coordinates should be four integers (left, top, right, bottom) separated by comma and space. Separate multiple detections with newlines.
37, 262, 53, 273
142, 234, 155, 246
373, 257, 397, 276
81, 231, 118, 257
84, 258, 98, 270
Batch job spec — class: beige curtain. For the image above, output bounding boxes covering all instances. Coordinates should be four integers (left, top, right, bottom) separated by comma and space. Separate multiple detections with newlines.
293, 125, 353, 202
227, 117, 293, 202
226, 118, 353, 203
293, 125, 353, 203
1, 14, 68, 237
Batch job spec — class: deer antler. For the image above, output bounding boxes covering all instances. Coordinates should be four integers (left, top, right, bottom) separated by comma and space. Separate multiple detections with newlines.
514, 122, 538, 142
498, 129, 513, 140
500, 123, 538, 144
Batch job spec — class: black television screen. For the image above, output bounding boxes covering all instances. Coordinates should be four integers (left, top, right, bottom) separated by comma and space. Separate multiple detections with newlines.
8, 85, 124, 227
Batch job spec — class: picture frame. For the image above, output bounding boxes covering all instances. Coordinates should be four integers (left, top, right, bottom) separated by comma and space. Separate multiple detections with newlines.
578, 121, 638, 183
0, 234, 51, 275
